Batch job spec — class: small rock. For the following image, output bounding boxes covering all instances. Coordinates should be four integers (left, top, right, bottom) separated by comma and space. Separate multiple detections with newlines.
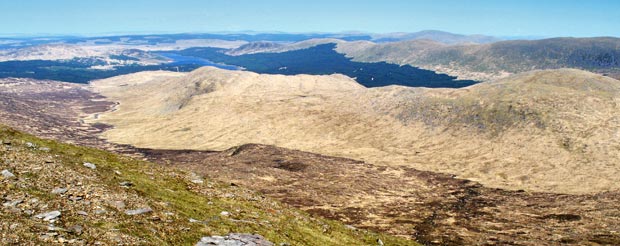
188, 172, 204, 184
119, 181, 133, 188
47, 225, 66, 232
35, 211, 61, 221
345, 225, 357, 230
3, 199, 23, 207
125, 207, 153, 216
41, 232, 57, 240
69, 195, 83, 201
83, 162, 96, 169
220, 211, 230, 216
51, 188, 68, 194
189, 218, 201, 223
23, 209, 34, 215
68, 225, 83, 235
1, 169, 16, 179
2, 139, 11, 145
94, 209, 106, 215
77, 211, 88, 216
377, 238, 384, 246
39, 147, 51, 152
25, 142, 36, 148
108, 200, 126, 209
9, 223, 18, 230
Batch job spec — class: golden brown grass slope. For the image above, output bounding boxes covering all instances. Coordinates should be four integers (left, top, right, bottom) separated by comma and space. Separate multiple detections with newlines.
89, 67, 620, 194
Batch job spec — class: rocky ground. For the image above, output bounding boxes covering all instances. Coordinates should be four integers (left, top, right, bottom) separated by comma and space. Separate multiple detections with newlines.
0, 126, 410, 245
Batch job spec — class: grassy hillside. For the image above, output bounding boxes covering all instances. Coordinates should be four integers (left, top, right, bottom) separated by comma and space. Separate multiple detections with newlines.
0, 125, 416, 245
89, 67, 620, 194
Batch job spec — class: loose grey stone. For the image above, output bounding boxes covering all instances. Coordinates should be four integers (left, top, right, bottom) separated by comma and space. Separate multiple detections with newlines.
196, 233, 274, 246
69, 195, 83, 202
47, 225, 66, 232
94, 209, 106, 215
83, 162, 96, 169
51, 188, 68, 194
119, 181, 133, 187
345, 224, 357, 230
108, 200, 126, 209
68, 225, 83, 235
35, 210, 61, 221
189, 172, 204, 184
220, 211, 230, 216
1, 169, 16, 179
77, 211, 88, 216
40, 233, 57, 240
3, 199, 23, 207
39, 147, 51, 152
25, 142, 36, 148
125, 207, 153, 215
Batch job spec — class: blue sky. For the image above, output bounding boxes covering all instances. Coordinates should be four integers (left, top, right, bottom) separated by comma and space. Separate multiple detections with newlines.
1, 0, 619, 37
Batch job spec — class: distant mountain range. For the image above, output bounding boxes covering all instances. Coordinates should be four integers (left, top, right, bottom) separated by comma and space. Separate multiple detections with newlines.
1, 31, 620, 84
369, 30, 500, 44
0, 30, 501, 49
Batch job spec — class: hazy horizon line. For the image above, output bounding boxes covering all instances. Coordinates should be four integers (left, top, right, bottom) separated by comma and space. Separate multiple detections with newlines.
0, 29, 557, 39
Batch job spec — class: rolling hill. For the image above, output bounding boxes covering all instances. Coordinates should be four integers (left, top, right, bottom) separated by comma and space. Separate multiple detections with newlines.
88, 67, 620, 194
